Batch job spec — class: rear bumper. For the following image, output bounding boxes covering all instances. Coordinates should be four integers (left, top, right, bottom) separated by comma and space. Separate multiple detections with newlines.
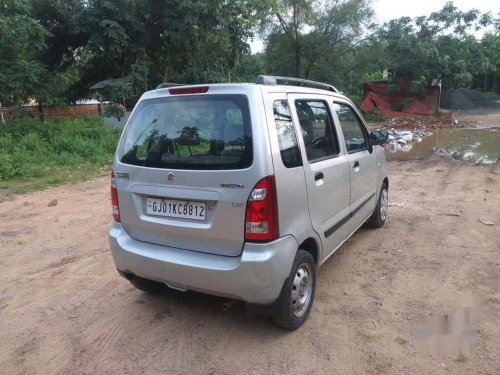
108, 222, 298, 304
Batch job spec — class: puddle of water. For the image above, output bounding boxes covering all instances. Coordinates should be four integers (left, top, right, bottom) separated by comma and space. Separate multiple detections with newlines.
386, 128, 500, 164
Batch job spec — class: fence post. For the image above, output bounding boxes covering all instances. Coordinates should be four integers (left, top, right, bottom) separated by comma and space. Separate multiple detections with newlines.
0, 102, 5, 123
38, 103, 44, 121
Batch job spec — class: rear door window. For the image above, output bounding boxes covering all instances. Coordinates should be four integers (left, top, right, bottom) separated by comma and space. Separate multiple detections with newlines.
273, 100, 302, 168
294, 100, 339, 163
119, 95, 252, 170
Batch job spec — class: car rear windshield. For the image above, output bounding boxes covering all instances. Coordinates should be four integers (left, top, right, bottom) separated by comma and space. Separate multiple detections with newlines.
119, 95, 252, 170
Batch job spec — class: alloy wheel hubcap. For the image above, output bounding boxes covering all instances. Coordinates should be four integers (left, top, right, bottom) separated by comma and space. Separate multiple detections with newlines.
380, 189, 388, 221
291, 263, 313, 318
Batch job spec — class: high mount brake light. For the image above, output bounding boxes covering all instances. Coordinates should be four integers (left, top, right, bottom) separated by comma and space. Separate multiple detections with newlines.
169, 86, 209, 95
244, 176, 279, 242
111, 171, 121, 222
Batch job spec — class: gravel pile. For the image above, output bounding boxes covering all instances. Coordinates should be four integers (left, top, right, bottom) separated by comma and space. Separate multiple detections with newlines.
441, 88, 500, 110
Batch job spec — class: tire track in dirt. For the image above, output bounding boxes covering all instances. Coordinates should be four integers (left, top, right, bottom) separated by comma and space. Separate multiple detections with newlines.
28, 249, 110, 276
2, 163, 500, 374
1, 251, 114, 315
81, 293, 143, 373
33, 280, 134, 375
1, 278, 90, 314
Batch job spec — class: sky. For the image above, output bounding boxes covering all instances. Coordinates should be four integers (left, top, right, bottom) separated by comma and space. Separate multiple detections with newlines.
372, 0, 498, 23
249, 0, 499, 53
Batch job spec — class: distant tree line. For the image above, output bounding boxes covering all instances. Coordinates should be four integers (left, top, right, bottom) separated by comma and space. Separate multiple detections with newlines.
0, 0, 499, 107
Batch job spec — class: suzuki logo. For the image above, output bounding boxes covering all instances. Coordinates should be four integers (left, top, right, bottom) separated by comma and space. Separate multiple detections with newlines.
166, 172, 175, 182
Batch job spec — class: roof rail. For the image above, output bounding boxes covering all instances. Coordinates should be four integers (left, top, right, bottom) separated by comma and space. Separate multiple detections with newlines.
256, 75, 339, 93
156, 82, 183, 89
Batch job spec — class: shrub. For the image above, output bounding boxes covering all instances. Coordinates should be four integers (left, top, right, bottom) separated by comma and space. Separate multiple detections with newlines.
0, 154, 15, 180
362, 109, 383, 122
454, 72, 473, 88
348, 93, 363, 108
483, 91, 500, 101
0, 116, 121, 181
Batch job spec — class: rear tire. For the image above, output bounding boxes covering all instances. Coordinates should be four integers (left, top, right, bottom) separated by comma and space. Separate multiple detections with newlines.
130, 276, 164, 294
272, 250, 316, 330
367, 182, 388, 228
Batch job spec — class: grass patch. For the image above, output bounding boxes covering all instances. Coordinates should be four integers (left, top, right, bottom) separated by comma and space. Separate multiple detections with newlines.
0, 164, 111, 195
0, 116, 121, 193
362, 109, 383, 122
483, 91, 500, 101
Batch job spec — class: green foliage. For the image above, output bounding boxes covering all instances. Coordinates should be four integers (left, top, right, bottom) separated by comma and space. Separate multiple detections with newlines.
10, 107, 37, 120
263, 0, 374, 83
453, 71, 473, 88
392, 98, 414, 111
409, 76, 427, 94
386, 82, 401, 94
0, 116, 120, 181
484, 91, 500, 101
378, 2, 495, 90
362, 109, 383, 122
68, 0, 264, 98
0, 154, 15, 180
1, 0, 266, 104
0, 0, 50, 105
232, 53, 267, 82
363, 71, 384, 82
347, 93, 363, 108
1, 0, 498, 107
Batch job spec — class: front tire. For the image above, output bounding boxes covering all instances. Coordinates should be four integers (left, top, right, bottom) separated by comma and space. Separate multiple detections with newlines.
272, 250, 316, 330
367, 182, 388, 228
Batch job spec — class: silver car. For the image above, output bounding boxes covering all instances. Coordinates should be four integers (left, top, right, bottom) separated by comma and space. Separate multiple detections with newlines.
109, 75, 389, 329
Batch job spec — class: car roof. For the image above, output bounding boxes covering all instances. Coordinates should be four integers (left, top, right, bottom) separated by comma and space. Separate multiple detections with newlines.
140, 82, 350, 102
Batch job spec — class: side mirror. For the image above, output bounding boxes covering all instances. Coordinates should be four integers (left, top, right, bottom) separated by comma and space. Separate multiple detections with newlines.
369, 130, 389, 146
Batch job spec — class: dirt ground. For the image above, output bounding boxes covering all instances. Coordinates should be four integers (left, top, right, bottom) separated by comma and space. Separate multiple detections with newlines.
453, 109, 500, 129
0, 158, 499, 375
366, 108, 500, 131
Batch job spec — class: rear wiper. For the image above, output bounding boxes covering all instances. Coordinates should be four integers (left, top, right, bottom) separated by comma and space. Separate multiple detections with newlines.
129, 118, 158, 150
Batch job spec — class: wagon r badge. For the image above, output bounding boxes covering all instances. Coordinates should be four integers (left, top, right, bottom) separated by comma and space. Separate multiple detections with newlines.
114, 171, 129, 179
166, 172, 175, 182
221, 183, 245, 189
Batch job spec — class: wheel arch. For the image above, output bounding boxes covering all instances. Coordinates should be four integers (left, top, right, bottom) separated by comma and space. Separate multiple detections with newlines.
298, 237, 320, 265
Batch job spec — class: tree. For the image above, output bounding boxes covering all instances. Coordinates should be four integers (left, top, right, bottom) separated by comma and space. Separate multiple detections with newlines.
262, 0, 373, 80
264, 0, 315, 77
65, 0, 263, 100
0, 0, 49, 105
378, 1, 493, 89
479, 33, 500, 92
22, 0, 267, 102
232, 52, 266, 82
29, 0, 88, 104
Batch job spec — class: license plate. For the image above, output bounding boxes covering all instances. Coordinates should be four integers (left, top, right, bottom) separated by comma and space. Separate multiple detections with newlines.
146, 198, 206, 221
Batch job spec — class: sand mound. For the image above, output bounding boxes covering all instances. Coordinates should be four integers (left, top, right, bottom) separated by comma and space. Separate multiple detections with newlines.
441, 88, 500, 110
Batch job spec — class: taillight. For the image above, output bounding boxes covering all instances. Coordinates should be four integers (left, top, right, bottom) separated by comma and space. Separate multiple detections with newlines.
245, 176, 279, 242
111, 171, 121, 222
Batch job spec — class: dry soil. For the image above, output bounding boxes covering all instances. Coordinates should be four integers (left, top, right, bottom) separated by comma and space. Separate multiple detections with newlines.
0, 158, 499, 375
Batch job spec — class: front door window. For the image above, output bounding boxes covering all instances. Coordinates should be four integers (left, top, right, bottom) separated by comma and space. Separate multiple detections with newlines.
332, 103, 367, 153
294, 100, 339, 162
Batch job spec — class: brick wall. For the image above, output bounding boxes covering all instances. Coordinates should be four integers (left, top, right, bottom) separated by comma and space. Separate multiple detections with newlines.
1, 104, 102, 121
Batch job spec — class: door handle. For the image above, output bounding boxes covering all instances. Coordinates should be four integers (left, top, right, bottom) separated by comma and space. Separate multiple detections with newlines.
315, 172, 324, 181
352, 161, 360, 168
